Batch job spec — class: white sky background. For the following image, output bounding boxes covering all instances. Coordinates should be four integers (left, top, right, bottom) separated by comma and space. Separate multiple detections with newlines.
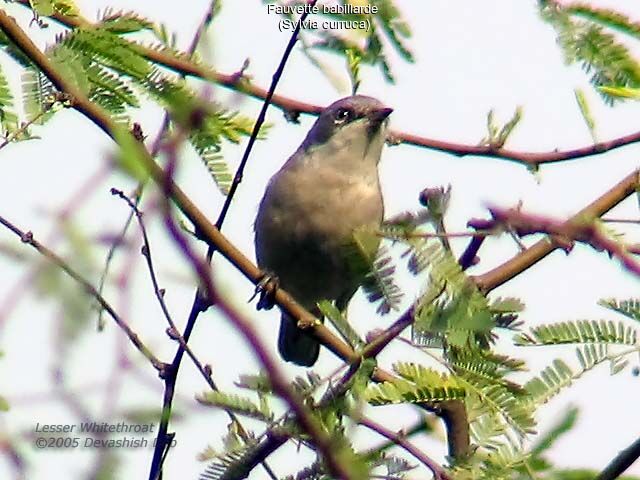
1, 0, 640, 478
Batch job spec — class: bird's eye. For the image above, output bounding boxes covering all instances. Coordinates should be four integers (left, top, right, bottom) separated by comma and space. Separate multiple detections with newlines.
334, 107, 353, 123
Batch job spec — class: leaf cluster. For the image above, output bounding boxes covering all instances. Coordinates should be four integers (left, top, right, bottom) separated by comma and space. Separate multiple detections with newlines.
539, 1, 640, 104
0, 10, 260, 194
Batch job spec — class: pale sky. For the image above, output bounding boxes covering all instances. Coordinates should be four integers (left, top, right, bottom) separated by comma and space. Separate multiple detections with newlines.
1, 1, 640, 479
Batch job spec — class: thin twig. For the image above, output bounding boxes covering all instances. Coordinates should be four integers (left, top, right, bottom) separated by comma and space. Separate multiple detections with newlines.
94, 0, 216, 331
12, 0, 640, 168
601, 218, 640, 224
146, 1, 313, 477
0, 214, 165, 373
160, 141, 358, 480
474, 170, 640, 293
95, 184, 141, 330
110, 189, 212, 378
359, 416, 451, 480
596, 436, 640, 480
488, 206, 640, 278
0, 8, 472, 464
111, 187, 260, 435
213, 5, 308, 233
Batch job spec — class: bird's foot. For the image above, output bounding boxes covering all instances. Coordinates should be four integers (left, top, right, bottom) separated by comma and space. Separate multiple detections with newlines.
252, 273, 279, 310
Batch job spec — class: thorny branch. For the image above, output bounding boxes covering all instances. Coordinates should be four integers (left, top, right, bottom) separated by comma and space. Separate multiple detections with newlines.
160, 135, 361, 480
12, 0, 640, 167
359, 416, 452, 480
0, 7, 470, 469
596, 436, 640, 480
473, 170, 640, 293
5, 2, 640, 478
0, 214, 165, 373
148, 1, 317, 478
488, 206, 640, 278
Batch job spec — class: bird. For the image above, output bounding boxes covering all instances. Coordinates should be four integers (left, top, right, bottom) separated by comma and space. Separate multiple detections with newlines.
254, 95, 392, 366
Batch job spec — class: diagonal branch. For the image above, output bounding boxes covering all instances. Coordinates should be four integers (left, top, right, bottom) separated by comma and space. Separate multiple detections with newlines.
146, 0, 311, 476
474, 170, 639, 293
487, 206, 640, 278
359, 416, 451, 480
0, 8, 471, 464
12, 0, 640, 167
0, 214, 165, 373
160, 143, 358, 480
596, 436, 640, 480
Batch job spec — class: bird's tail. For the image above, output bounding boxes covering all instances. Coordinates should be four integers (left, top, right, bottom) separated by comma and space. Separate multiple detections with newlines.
278, 313, 320, 367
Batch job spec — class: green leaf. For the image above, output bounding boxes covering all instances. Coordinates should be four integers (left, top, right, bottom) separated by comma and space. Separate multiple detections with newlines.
30, 0, 54, 16
0, 30, 33, 68
481, 107, 523, 148
371, 0, 414, 62
21, 69, 56, 125
469, 412, 507, 450
346, 47, 362, 95
489, 297, 525, 314
468, 383, 536, 438
365, 365, 465, 405
318, 299, 364, 349
0, 64, 19, 136
184, 102, 260, 196
393, 361, 455, 385
60, 27, 152, 80
565, 4, 640, 41
112, 123, 150, 182
49, 44, 91, 95
598, 85, 640, 99
86, 63, 139, 114
574, 88, 597, 142
196, 390, 273, 422
451, 351, 526, 395
53, 0, 79, 16
100, 9, 155, 34
348, 227, 403, 314
200, 441, 260, 480
515, 319, 638, 346
540, 3, 640, 104
525, 359, 574, 404
291, 371, 323, 396
0, 395, 9, 411
600, 298, 640, 322
234, 372, 272, 394
29, 0, 78, 18
530, 406, 579, 458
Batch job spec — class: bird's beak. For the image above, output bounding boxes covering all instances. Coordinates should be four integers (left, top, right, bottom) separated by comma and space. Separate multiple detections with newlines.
368, 107, 393, 125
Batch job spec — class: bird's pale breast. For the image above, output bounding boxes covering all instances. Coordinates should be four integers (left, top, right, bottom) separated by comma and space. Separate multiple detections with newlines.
255, 159, 383, 308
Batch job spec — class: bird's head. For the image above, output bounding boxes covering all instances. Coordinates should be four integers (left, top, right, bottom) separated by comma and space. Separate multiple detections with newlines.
301, 95, 393, 162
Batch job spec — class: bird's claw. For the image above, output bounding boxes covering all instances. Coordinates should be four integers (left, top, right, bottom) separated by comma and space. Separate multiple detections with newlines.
252, 273, 279, 310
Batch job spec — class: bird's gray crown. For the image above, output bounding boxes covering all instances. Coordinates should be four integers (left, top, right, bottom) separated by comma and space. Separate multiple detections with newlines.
301, 95, 393, 149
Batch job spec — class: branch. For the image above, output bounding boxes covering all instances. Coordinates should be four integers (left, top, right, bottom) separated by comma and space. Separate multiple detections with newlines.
474, 170, 639, 293
362, 307, 414, 359
0, 215, 165, 373
488, 206, 640, 278
160, 150, 358, 480
149, 1, 313, 477
359, 416, 451, 480
13, 0, 640, 167
0, 8, 470, 463
596, 436, 640, 480
111, 188, 223, 396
